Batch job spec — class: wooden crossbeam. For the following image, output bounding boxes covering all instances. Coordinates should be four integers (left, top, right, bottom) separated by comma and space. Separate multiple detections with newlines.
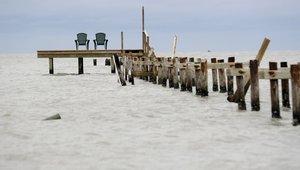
37, 49, 144, 58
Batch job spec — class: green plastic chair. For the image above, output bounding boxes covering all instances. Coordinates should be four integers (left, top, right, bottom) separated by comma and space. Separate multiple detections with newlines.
75, 33, 90, 50
93, 33, 108, 50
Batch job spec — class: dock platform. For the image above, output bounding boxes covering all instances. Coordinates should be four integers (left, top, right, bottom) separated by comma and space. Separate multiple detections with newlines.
37, 49, 144, 74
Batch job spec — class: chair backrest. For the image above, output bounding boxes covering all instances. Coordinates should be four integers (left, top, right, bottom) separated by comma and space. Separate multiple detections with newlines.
95, 33, 106, 45
77, 33, 88, 45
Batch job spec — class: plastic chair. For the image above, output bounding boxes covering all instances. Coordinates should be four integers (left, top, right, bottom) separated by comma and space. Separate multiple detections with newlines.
75, 33, 90, 50
93, 33, 108, 50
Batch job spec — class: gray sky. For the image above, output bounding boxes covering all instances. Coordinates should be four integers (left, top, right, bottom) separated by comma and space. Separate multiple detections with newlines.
0, 0, 299, 53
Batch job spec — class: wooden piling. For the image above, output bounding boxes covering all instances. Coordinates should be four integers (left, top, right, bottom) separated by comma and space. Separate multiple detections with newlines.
211, 58, 218, 91
162, 58, 168, 87
235, 63, 246, 110
105, 58, 111, 66
49, 58, 54, 74
157, 64, 163, 85
111, 56, 116, 73
227, 57, 235, 95
173, 57, 179, 89
195, 65, 201, 95
152, 64, 157, 84
112, 54, 126, 86
291, 64, 300, 126
280, 62, 290, 108
218, 59, 227, 93
200, 60, 209, 96
189, 57, 195, 87
186, 64, 193, 92
78, 57, 84, 74
250, 60, 260, 111
93, 59, 97, 66
180, 67, 187, 91
168, 66, 174, 88
269, 62, 281, 118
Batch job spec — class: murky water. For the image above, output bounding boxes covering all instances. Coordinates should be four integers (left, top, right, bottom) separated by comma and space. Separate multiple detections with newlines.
1, 53, 300, 170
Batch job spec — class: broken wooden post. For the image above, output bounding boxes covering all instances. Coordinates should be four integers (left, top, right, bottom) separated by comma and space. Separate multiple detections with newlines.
218, 59, 227, 93
44, 113, 61, 120
173, 57, 179, 89
142, 57, 149, 81
152, 62, 157, 84
186, 63, 193, 92
235, 63, 246, 110
269, 62, 281, 118
227, 57, 235, 95
112, 54, 126, 86
250, 60, 260, 111
111, 56, 116, 73
49, 58, 54, 74
93, 59, 97, 66
211, 58, 218, 91
105, 58, 111, 66
162, 58, 168, 87
195, 65, 201, 95
180, 67, 187, 91
168, 66, 174, 88
228, 38, 270, 102
281, 62, 291, 108
157, 58, 163, 84
291, 64, 300, 126
200, 60, 209, 96
78, 57, 84, 74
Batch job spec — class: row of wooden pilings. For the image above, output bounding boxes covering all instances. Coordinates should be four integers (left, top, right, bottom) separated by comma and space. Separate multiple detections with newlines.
118, 56, 300, 126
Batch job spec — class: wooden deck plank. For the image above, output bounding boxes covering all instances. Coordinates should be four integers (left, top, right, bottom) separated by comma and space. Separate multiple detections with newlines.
37, 49, 144, 58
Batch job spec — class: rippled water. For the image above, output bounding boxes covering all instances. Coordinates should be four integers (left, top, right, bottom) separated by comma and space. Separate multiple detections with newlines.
1, 53, 300, 170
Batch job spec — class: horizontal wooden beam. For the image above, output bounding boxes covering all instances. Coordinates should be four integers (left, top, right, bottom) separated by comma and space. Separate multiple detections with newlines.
37, 49, 144, 58
227, 68, 291, 79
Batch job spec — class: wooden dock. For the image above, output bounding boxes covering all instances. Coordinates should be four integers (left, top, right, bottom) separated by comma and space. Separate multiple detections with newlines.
37, 49, 144, 74
37, 49, 144, 58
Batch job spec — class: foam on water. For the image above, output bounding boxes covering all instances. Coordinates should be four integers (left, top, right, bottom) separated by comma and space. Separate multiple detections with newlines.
0, 53, 300, 170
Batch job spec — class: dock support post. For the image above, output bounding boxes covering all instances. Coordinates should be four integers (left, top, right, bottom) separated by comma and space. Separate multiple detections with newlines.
111, 56, 116, 73
235, 63, 246, 110
291, 64, 300, 126
186, 64, 193, 92
281, 62, 290, 108
168, 66, 174, 88
269, 62, 281, 118
195, 65, 201, 95
173, 57, 179, 89
180, 67, 186, 91
250, 60, 260, 111
49, 58, 54, 74
218, 59, 227, 93
78, 57, 84, 74
200, 60, 209, 96
211, 58, 218, 91
227, 57, 235, 95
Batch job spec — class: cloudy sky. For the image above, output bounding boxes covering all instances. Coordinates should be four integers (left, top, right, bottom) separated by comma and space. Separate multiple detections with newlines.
0, 0, 299, 53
